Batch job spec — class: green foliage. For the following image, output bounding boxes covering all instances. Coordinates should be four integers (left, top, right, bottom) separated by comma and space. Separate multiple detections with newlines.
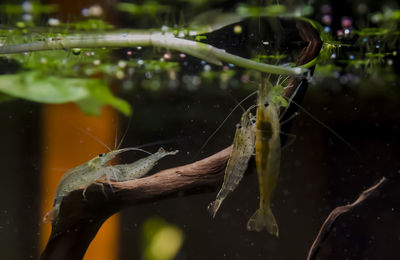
0, 71, 130, 116
67, 19, 114, 31
141, 217, 184, 260
0, 3, 58, 15
117, 2, 170, 16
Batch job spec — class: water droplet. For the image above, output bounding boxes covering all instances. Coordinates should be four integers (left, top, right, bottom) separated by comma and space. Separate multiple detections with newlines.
137, 46, 142, 50
349, 54, 355, 59
344, 28, 350, 35
72, 48, 81, 55
331, 53, 337, 59
375, 44, 380, 49
137, 59, 144, 65
203, 64, 211, 71
324, 26, 330, 33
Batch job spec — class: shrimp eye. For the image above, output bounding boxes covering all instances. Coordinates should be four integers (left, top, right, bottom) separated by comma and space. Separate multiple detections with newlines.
99, 153, 105, 157
264, 102, 268, 107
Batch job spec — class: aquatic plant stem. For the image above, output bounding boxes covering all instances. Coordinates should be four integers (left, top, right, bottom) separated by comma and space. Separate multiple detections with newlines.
0, 32, 307, 75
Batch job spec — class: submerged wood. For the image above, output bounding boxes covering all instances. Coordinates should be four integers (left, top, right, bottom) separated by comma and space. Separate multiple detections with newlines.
307, 177, 387, 260
40, 19, 322, 260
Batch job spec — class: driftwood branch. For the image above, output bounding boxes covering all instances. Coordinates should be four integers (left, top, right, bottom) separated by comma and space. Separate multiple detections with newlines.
40, 19, 322, 260
307, 177, 387, 260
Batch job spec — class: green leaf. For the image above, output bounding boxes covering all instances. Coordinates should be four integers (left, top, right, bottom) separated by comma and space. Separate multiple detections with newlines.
77, 80, 131, 116
0, 72, 89, 103
0, 71, 131, 116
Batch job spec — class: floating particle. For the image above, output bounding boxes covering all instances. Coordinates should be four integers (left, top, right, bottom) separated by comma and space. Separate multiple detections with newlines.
126, 50, 133, 55
179, 53, 186, 59
344, 28, 350, 35
122, 32, 127, 37
233, 25, 242, 34
137, 46, 142, 50
93, 60, 101, 65
137, 59, 144, 65
324, 26, 331, 33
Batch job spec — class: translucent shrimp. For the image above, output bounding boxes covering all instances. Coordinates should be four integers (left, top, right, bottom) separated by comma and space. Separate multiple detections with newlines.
110, 147, 179, 182
207, 108, 256, 218
247, 81, 281, 237
43, 147, 150, 223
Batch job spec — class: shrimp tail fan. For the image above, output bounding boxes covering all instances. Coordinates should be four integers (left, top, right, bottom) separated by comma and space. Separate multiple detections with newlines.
247, 207, 279, 237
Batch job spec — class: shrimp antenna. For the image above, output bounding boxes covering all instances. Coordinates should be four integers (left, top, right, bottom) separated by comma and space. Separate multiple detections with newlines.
135, 137, 183, 149
73, 126, 112, 152
117, 114, 133, 150
195, 90, 258, 158
289, 99, 359, 154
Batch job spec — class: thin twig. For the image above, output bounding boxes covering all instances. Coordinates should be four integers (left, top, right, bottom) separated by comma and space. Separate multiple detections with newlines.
307, 177, 387, 260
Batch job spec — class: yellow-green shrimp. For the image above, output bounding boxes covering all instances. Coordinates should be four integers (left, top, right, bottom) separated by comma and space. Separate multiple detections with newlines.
247, 82, 281, 237
208, 109, 255, 217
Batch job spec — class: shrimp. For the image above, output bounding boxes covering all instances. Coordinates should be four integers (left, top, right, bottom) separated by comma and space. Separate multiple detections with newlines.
208, 108, 255, 218
43, 147, 149, 223
110, 147, 179, 182
247, 81, 281, 237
